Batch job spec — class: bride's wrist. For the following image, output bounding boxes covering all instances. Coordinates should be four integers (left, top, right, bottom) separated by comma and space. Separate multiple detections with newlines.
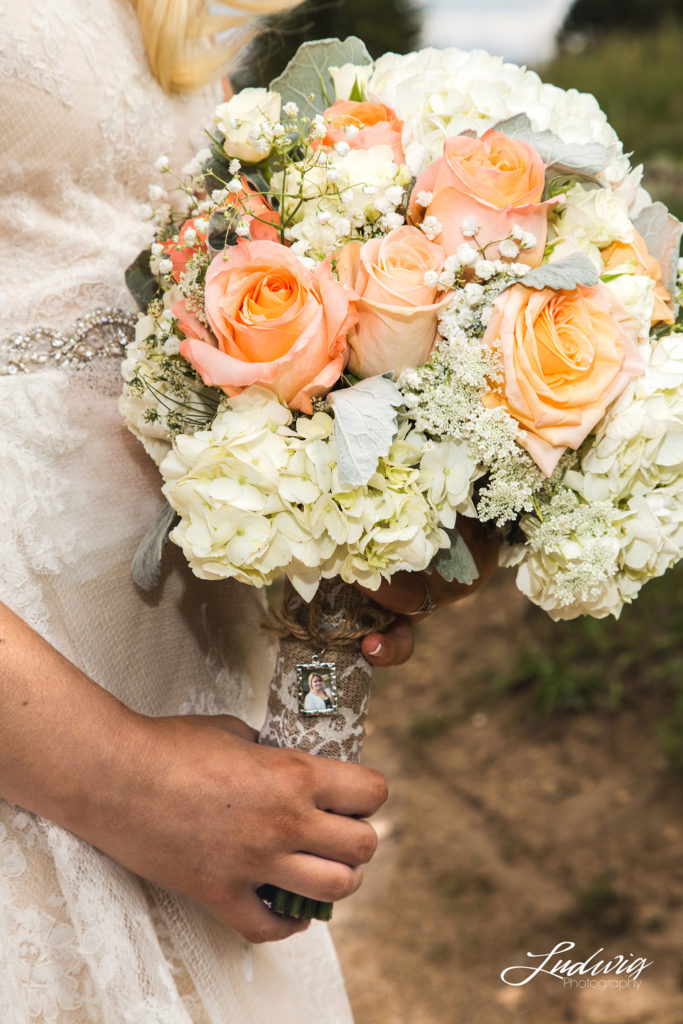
32, 696, 149, 843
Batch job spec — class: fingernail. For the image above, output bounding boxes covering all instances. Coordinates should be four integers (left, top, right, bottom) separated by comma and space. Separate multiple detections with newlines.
366, 640, 383, 657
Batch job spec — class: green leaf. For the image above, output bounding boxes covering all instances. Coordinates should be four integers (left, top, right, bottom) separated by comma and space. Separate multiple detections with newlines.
125, 248, 162, 311
326, 375, 401, 487
206, 210, 239, 254
270, 37, 372, 119
430, 526, 479, 585
348, 77, 367, 102
202, 135, 232, 190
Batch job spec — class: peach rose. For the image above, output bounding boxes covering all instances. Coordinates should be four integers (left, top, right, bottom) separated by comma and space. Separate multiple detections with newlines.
602, 229, 675, 325
162, 180, 279, 284
409, 129, 558, 266
336, 225, 450, 378
482, 282, 645, 476
317, 99, 404, 163
227, 176, 280, 243
178, 240, 357, 413
163, 217, 208, 283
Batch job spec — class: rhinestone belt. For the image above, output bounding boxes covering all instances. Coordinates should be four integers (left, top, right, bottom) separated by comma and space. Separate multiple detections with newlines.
0, 308, 137, 376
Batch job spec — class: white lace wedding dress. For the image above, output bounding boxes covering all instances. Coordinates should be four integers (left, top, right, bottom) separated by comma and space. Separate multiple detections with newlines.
0, 1, 354, 1020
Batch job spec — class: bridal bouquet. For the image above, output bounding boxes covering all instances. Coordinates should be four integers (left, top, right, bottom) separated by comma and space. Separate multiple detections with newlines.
121, 37, 683, 916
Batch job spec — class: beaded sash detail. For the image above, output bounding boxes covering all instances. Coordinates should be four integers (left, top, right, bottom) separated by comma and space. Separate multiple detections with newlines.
0, 308, 137, 376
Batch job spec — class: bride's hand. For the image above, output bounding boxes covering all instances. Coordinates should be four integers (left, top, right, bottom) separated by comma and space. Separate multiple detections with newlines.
0, 603, 386, 946
71, 710, 387, 944
358, 515, 499, 667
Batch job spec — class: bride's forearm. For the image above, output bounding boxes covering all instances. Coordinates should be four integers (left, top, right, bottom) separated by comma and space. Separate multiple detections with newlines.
0, 600, 138, 834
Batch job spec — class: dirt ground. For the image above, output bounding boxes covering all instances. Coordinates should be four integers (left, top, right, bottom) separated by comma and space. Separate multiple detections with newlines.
330, 571, 683, 1024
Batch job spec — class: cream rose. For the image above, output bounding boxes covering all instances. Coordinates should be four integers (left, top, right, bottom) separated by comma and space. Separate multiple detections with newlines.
482, 282, 645, 476
179, 240, 357, 413
336, 225, 450, 378
214, 88, 281, 162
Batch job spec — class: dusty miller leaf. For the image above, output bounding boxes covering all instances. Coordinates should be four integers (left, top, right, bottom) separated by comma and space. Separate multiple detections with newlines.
131, 503, 179, 591
634, 202, 683, 299
326, 376, 402, 488
430, 526, 479, 585
508, 253, 599, 293
270, 37, 372, 119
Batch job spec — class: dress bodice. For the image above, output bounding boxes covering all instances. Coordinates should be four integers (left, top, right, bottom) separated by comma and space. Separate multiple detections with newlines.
0, 0, 214, 333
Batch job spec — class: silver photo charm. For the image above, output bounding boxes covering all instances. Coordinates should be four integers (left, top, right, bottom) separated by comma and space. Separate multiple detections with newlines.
297, 656, 338, 715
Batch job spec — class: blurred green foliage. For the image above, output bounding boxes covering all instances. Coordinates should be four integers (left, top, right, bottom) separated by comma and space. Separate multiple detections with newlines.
495, 562, 683, 752
539, 24, 683, 218
558, 0, 683, 44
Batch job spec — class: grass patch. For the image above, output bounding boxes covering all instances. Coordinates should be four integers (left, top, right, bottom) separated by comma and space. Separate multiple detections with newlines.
494, 562, 683, 723
558, 876, 635, 937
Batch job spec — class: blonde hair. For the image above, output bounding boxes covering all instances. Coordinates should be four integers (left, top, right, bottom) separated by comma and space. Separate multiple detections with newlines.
130, 0, 301, 93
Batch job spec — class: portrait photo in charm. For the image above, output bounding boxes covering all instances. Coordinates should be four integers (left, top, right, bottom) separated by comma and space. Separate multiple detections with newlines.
297, 662, 339, 715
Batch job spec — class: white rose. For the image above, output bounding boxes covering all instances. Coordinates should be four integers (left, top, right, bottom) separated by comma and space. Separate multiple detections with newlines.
214, 88, 281, 162
329, 62, 373, 100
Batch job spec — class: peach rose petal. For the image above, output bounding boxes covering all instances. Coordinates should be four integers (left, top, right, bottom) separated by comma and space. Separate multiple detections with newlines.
426, 189, 559, 267
318, 99, 405, 163
172, 300, 216, 347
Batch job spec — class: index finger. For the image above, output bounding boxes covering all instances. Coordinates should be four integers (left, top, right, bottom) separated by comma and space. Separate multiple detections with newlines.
311, 757, 388, 818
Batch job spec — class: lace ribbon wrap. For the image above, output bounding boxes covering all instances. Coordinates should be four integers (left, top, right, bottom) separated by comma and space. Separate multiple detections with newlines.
259, 579, 393, 762
257, 582, 392, 920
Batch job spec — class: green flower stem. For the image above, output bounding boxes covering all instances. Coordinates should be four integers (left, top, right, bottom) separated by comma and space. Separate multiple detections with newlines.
256, 884, 333, 922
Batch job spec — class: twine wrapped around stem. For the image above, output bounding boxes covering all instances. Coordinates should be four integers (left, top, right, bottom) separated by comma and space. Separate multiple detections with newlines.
257, 579, 393, 920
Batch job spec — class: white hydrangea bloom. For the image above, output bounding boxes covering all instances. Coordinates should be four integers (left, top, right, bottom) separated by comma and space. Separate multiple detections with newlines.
367, 48, 629, 184
160, 388, 477, 598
